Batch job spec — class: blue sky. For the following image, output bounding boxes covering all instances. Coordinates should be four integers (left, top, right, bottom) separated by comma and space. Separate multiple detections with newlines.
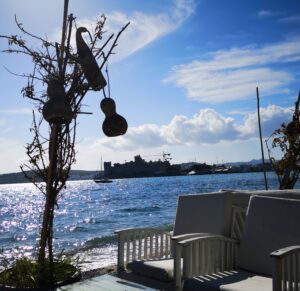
0, 0, 299, 174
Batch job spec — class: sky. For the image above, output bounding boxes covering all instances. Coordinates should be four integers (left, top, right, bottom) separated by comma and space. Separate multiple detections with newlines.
0, 0, 299, 174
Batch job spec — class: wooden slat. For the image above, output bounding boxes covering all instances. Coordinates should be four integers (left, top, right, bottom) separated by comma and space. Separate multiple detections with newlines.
160, 233, 163, 257
138, 231, 142, 260
200, 240, 205, 276
295, 253, 299, 291
125, 234, 130, 265
132, 233, 136, 261
149, 233, 153, 259
117, 233, 125, 271
155, 234, 159, 257
221, 240, 225, 272
195, 239, 199, 275
144, 232, 148, 260
283, 257, 288, 291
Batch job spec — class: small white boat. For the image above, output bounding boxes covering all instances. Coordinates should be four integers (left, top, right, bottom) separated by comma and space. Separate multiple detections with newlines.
94, 178, 112, 183
94, 157, 113, 183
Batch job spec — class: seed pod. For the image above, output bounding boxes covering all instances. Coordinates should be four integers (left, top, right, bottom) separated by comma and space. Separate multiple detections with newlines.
42, 97, 73, 124
76, 27, 107, 91
100, 97, 116, 116
102, 114, 128, 137
100, 97, 128, 137
42, 76, 72, 124
47, 77, 65, 99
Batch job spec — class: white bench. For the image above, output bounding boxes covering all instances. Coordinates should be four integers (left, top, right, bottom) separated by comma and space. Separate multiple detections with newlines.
115, 190, 300, 291
115, 191, 243, 289
180, 195, 300, 291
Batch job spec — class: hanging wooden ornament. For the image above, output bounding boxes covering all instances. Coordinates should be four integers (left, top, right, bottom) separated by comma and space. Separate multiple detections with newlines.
42, 77, 73, 124
76, 27, 107, 91
46, 77, 66, 98
100, 97, 128, 137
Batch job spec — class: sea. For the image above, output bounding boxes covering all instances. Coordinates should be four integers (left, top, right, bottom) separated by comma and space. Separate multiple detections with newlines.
0, 172, 298, 271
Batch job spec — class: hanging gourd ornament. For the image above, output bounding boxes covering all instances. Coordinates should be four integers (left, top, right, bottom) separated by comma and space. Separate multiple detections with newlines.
76, 27, 107, 91
100, 97, 128, 137
42, 77, 73, 124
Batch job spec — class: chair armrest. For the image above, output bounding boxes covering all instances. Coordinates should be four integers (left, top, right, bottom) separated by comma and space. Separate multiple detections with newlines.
179, 235, 237, 279
179, 234, 235, 246
270, 245, 300, 291
270, 245, 300, 259
172, 232, 215, 242
173, 234, 226, 291
115, 227, 172, 274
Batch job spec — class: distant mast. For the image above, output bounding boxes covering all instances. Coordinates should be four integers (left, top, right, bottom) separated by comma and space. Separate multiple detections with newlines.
256, 87, 268, 190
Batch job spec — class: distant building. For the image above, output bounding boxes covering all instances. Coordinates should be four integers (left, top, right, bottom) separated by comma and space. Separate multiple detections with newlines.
104, 155, 181, 179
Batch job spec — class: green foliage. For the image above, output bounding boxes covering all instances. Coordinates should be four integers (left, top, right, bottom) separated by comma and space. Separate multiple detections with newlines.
266, 92, 300, 189
0, 257, 79, 288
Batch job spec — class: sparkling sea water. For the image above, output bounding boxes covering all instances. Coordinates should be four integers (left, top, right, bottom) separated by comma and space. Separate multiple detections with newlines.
0, 172, 295, 271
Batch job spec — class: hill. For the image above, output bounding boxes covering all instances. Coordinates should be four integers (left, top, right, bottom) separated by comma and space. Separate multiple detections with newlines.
0, 170, 99, 185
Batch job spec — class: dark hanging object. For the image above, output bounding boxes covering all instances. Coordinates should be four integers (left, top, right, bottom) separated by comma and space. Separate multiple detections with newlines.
42, 77, 73, 124
285, 120, 300, 138
46, 77, 65, 98
76, 27, 107, 91
100, 98, 128, 137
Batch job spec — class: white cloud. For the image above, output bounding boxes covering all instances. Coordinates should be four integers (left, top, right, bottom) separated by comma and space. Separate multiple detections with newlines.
164, 37, 300, 103
101, 0, 196, 62
257, 10, 273, 17
52, 0, 196, 63
101, 123, 167, 150
0, 108, 32, 115
1, 104, 289, 172
86, 105, 292, 153
161, 110, 239, 144
279, 15, 300, 25
238, 105, 292, 138
0, 119, 6, 127
0, 138, 26, 174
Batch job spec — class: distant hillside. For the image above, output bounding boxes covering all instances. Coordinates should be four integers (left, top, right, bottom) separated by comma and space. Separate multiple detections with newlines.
0, 158, 271, 184
0, 170, 99, 185
225, 159, 270, 166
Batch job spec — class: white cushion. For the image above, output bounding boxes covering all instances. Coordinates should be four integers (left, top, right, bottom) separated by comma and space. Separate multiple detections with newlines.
229, 189, 300, 207
127, 258, 176, 282
173, 192, 233, 236
238, 196, 300, 276
183, 270, 271, 291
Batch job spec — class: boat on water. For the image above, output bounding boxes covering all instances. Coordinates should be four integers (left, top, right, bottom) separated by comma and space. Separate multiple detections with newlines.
94, 157, 113, 183
94, 177, 113, 183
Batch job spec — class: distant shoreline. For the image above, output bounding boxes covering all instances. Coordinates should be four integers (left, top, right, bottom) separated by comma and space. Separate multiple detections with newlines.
0, 170, 98, 185
0, 168, 274, 185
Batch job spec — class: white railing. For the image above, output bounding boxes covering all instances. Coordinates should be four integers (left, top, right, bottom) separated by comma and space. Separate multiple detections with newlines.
115, 228, 172, 274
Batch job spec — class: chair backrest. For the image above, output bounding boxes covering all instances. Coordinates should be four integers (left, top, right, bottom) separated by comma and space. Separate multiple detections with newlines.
229, 189, 300, 206
230, 205, 247, 241
173, 191, 233, 236
229, 190, 300, 241
237, 195, 300, 276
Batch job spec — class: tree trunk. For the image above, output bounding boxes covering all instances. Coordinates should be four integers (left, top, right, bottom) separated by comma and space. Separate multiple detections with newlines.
38, 125, 59, 263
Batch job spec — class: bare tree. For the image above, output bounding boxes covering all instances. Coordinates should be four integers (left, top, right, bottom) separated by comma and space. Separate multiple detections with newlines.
0, 1, 129, 265
266, 92, 300, 189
